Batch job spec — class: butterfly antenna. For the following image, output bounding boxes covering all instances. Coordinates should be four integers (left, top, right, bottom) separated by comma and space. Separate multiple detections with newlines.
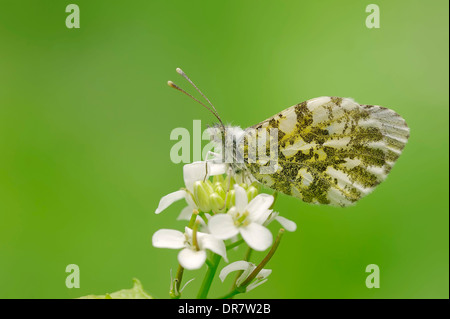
176, 68, 223, 124
167, 80, 225, 129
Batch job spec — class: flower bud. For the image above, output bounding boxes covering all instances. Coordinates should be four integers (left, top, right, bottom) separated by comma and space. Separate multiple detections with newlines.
204, 180, 215, 194
210, 192, 225, 213
193, 181, 211, 212
212, 174, 225, 184
250, 182, 261, 192
239, 183, 248, 190
247, 185, 259, 201
214, 184, 226, 200
226, 189, 235, 209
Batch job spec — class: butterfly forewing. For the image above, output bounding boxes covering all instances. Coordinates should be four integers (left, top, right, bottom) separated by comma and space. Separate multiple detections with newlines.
242, 96, 409, 207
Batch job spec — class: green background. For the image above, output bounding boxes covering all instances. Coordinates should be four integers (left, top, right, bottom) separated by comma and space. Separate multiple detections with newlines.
0, 0, 448, 299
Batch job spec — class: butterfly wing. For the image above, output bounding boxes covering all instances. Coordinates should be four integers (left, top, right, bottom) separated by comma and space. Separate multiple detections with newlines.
242, 96, 410, 207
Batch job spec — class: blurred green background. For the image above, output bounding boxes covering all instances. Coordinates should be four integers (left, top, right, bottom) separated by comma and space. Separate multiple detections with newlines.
0, 0, 448, 299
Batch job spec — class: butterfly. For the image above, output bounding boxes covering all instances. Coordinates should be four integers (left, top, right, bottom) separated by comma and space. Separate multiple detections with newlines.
168, 68, 409, 207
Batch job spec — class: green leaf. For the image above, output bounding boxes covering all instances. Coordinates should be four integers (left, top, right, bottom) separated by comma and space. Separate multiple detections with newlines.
79, 278, 153, 299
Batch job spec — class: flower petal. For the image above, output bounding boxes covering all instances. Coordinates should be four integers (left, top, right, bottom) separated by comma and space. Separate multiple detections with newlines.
183, 161, 227, 193
239, 222, 273, 251
274, 216, 297, 232
184, 226, 193, 237
253, 209, 273, 225
234, 184, 248, 213
178, 248, 207, 270
185, 192, 198, 209
198, 233, 228, 262
246, 278, 268, 292
152, 229, 185, 249
177, 206, 193, 221
208, 162, 227, 176
259, 268, 272, 279
228, 235, 241, 251
235, 263, 256, 287
246, 193, 274, 222
183, 162, 208, 193
155, 190, 187, 214
208, 214, 239, 240
219, 261, 252, 282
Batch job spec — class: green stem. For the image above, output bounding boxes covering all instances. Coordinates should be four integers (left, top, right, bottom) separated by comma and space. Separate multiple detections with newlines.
231, 246, 253, 291
244, 246, 253, 261
187, 210, 198, 228
192, 221, 200, 251
226, 238, 244, 250
170, 210, 198, 298
170, 264, 184, 299
220, 289, 241, 299
240, 229, 284, 287
220, 228, 285, 299
197, 253, 221, 299
198, 211, 209, 224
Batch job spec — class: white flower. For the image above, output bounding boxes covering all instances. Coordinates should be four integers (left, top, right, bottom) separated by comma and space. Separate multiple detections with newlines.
208, 185, 274, 251
219, 261, 272, 292
152, 227, 228, 270
154, 161, 227, 216
263, 212, 297, 232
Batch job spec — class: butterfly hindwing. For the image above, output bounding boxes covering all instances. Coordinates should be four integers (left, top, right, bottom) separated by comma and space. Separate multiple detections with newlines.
242, 96, 409, 207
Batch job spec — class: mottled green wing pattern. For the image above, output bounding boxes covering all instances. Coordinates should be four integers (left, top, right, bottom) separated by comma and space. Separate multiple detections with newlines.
243, 96, 409, 207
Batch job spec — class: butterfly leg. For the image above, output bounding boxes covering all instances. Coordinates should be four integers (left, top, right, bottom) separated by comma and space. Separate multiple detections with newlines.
202, 150, 225, 182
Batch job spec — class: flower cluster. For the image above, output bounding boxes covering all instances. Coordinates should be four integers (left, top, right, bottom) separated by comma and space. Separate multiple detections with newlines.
152, 160, 296, 298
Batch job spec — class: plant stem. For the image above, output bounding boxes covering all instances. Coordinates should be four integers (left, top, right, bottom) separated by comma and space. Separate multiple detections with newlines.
244, 246, 253, 261
220, 289, 240, 299
170, 210, 198, 298
187, 210, 199, 228
197, 253, 221, 299
240, 229, 284, 287
192, 221, 200, 251
198, 211, 209, 224
226, 238, 244, 250
220, 228, 285, 299
170, 264, 184, 299
231, 246, 253, 291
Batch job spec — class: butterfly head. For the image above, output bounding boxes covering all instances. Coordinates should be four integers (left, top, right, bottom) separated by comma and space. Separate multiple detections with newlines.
206, 124, 245, 165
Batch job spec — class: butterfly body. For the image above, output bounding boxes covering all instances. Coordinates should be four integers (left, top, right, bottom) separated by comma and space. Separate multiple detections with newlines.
210, 96, 409, 207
